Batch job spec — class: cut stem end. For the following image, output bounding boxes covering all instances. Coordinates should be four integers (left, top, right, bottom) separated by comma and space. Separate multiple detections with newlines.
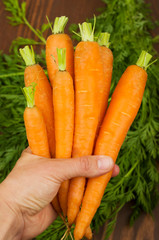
19, 45, 36, 66
98, 32, 110, 48
136, 50, 152, 70
79, 22, 94, 42
57, 48, 66, 71
53, 16, 68, 34
22, 83, 36, 108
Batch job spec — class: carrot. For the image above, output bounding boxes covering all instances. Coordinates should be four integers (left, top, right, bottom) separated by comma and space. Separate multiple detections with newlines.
23, 85, 60, 215
52, 48, 74, 216
67, 22, 104, 225
19, 46, 55, 158
52, 196, 62, 215
46, 16, 74, 87
58, 180, 70, 216
84, 225, 92, 240
97, 32, 113, 127
74, 51, 153, 240
22, 85, 50, 158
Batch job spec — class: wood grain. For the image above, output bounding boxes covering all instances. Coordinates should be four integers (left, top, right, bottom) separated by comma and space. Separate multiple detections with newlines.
0, 0, 159, 239
0, 0, 105, 53
93, 201, 159, 240
145, 0, 159, 52
105, 202, 159, 240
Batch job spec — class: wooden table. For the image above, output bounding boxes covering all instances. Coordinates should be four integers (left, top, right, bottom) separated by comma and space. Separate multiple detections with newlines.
0, 0, 159, 239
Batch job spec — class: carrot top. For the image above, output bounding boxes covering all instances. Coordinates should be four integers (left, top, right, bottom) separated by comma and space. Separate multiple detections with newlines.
19, 45, 35, 66
78, 22, 95, 42
98, 32, 110, 48
56, 48, 66, 71
136, 51, 152, 69
52, 16, 68, 34
22, 84, 36, 108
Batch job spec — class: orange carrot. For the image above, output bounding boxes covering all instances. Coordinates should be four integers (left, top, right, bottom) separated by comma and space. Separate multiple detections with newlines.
52, 48, 74, 216
52, 50, 74, 218
67, 22, 104, 225
23, 85, 50, 158
19, 46, 55, 158
84, 225, 93, 240
97, 32, 113, 126
46, 16, 74, 87
74, 51, 153, 240
58, 180, 70, 216
52, 196, 62, 215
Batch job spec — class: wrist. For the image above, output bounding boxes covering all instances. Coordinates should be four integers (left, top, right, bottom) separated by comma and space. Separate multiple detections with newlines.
0, 183, 24, 240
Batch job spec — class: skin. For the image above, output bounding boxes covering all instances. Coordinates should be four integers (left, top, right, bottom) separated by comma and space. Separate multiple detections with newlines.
0, 147, 119, 240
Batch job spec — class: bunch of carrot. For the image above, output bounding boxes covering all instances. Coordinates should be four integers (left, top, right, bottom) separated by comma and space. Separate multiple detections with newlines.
20, 16, 154, 240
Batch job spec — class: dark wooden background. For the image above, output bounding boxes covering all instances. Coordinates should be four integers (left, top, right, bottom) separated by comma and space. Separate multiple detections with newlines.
0, 0, 159, 239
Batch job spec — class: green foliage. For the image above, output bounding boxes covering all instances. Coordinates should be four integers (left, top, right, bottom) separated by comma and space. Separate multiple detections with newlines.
36, 216, 75, 240
0, 0, 159, 239
10, 37, 42, 55
0, 52, 26, 181
2, 0, 26, 26
2, 0, 51, 46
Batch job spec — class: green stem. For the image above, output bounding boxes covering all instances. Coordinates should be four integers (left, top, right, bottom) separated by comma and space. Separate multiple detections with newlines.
108, 160, 139, 191
0, 70, 48, 79
23, 17, 46, 44
46, 15, 53, 33
98, 32, 110, 48
136, 50, 152, 70
57, 48, 66, 71
52, 16, 68, 34
22, 84, 36, 108
78, 22, 94, 42
0, 72, 24, 78
19, 45, 35, 66
124, 161, 139, 178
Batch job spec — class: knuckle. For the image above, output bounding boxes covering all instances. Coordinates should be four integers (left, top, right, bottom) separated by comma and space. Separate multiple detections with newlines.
47, 160, 65, 182
79, 156, 91, 172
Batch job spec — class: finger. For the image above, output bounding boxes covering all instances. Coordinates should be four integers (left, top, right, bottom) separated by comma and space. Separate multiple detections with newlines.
112, 164, 120, 177
22, 204, 57, 239
49, 155, 115, 182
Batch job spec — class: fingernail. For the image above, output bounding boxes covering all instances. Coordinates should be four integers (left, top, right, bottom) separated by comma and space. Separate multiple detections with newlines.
97, 157, 114, 170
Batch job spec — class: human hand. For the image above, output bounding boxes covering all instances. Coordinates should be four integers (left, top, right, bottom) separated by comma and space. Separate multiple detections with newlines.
0, 147, 119, 240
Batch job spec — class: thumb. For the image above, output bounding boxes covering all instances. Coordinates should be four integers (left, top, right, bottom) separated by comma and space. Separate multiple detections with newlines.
50, 155, 115, 183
